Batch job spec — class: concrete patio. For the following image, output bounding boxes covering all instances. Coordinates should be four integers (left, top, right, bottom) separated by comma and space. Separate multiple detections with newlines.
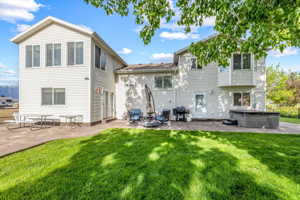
0, 120, 299, 157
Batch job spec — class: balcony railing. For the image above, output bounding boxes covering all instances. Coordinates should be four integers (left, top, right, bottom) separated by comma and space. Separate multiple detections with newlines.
218, 69, 255, 87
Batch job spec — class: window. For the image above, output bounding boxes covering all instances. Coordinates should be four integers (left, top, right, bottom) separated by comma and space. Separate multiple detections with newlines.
42, 88, 65, 105
67, 42, 84, 65
54, 88, 65, 105
219, 66, 229, 72
110, 93, 114, 117
195, 94, 205, 111
154, 76, 173, 89
25, 45, 40, 67
41, 88, 53, 105
95, 45, 101, 69
191, 58, 202, 70
233, 92, 251, 106
46, 44, 61, 66
101, 52, 106, 70
233, 53, 251, 70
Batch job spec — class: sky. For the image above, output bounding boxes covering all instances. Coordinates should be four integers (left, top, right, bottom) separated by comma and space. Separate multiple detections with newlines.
0, 0, 299, 86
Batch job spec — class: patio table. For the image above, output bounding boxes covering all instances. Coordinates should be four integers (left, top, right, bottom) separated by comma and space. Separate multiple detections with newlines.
24, 114, 53, 129
59, 115, 81, 128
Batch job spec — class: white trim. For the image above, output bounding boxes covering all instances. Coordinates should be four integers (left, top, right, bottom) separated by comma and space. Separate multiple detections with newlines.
100, 51, 107, 71
41, 87, 66, 106
25, 44, 41, 68
153, 75, 173, 89
232, 91, 251, 107
175, 33, 219, 55
194, 92, 206, 112
190, 57, 203, 70
11, 16, 127, 66
45, 43, 62, 67
232, 53, 252, 70
67, 41, 84, 66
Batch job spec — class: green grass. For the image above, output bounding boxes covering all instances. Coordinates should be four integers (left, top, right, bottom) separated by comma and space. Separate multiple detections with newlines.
0, 128, 300, 200
280, 117, 300, 124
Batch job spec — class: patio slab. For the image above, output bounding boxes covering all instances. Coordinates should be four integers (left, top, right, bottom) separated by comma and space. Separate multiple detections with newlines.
0, 120, 299, 157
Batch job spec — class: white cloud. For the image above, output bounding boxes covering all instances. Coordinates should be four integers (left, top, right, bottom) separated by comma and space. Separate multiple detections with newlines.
152, 53, 173, 60
271, 48, 298, 57
3, 70, 16, 74
119, 48, 133, 55
133, 25, 143, 33
77, 24, 93, 32
160, 31, 199, 40
281, 65, 300, 72
16, 24, 31, 32
0, 0, 42, 23
203, 16, 216, 26
0, 62, 6, 69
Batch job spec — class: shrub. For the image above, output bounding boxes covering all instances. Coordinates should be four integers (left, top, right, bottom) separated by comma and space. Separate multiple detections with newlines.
267, 105, 299, 118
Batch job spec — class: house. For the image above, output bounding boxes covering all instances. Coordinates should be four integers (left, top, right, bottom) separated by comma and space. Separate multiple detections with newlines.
0, 97, 14, 107
11, 16, 266, 124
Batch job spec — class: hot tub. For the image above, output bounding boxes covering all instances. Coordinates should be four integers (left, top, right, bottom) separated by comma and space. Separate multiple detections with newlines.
229, 110, 280, 129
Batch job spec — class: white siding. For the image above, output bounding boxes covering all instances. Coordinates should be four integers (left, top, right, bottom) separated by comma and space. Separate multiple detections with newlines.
176, 53, 266, 118
115, 53, 266, 120
90, 39, 122, 122
115, 73, 176, 120
19, 23, 92, 122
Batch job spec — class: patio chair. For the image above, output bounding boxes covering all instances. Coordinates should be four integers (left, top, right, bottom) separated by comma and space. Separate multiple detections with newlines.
156, 109, 171, 123
4, 112, 28, 130
128, 109, 143, 122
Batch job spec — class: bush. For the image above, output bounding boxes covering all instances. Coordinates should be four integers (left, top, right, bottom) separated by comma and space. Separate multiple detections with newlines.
267, 105, 299, 118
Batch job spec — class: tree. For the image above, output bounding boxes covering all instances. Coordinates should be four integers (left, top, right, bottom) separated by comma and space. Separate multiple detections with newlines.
84, 0, 300, 66
286, 72, 300, 104
266, 65, 295, 105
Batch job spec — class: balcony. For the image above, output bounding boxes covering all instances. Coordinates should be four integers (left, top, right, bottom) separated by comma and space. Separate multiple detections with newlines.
218, 69, 256, 87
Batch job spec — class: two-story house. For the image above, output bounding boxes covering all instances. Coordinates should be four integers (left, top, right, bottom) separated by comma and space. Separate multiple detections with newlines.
11, 16, 266, 124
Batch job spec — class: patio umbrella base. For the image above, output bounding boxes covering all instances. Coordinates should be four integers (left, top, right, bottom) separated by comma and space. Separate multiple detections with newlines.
143, 120, 161, 128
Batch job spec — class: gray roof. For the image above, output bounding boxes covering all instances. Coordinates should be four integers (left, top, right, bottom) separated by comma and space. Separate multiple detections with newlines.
116, 63, 177, 74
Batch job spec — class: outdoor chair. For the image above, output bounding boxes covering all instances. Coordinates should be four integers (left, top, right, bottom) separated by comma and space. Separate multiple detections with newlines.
4, 112, 23, 130
128, 109, 143, 122
4, 112, 34, 130
156, 109, 171, 123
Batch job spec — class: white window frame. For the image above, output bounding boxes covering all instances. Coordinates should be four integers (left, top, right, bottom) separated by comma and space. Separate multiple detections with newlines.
67, 41, 84, 66
191, 57, 202, 70
25, 44, 40, 68
95, 44, 101, 69
41, 88, 66, 106
46, 43, 61, 67
233, 92, 251, 107
100, 51, 107, 71
232, 53, 252, 70
194, 93, 206, 112
154, 75, 173, 89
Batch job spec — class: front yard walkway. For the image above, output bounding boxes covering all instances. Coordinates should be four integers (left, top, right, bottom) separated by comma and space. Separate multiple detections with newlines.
0, 120, 299, 157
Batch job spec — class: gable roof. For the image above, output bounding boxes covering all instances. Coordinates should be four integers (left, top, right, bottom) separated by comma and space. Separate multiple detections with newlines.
174, 33, 219, 55
116, 63, 177, 74
11, 16, 127, 66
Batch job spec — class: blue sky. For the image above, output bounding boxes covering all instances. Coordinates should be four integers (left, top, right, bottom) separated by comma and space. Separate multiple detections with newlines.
0, 0, 299, 85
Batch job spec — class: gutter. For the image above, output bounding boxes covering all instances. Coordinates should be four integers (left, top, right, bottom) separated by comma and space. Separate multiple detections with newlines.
115, 68, 178, 74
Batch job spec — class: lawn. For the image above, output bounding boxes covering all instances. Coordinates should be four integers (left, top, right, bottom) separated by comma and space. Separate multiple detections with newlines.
0, 129, 300, 200
280, 117, 300, 124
